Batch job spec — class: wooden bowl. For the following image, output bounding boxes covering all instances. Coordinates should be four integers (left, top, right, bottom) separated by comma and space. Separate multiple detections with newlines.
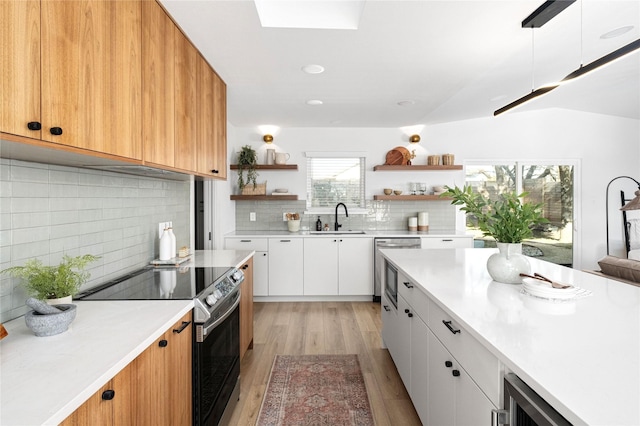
394, 190, 403, 195
384, 188, 392, 195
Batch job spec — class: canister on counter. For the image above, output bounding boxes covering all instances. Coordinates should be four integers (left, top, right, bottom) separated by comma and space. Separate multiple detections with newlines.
408, 217, 418, 231
418, 212, 429, 231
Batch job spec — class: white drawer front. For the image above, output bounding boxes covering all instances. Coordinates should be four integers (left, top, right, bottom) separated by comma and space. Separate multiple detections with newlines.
421, 236, 473, 249
397, 271, 429, 321
225, 237, 268, 252
428, 298, 500, 406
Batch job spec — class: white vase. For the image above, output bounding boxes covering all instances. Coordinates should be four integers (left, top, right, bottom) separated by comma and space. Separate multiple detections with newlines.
159, 228, 172, 260
486, 242, 531, 284
46, 295, 72, 305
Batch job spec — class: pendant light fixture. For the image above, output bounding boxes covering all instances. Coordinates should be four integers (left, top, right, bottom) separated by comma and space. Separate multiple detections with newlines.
494, 0, 639, 116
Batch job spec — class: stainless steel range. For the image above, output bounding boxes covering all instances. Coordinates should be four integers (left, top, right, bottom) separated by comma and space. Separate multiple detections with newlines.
77, 266, 245, 426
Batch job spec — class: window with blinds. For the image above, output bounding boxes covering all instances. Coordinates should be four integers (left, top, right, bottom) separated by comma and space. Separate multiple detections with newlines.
306, 156, 365, 209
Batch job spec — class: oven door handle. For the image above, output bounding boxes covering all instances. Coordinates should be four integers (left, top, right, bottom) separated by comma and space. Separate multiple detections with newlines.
201, 293, 241, 338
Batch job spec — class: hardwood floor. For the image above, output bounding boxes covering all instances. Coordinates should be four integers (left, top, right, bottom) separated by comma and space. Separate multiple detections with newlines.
227, 301, 422, 425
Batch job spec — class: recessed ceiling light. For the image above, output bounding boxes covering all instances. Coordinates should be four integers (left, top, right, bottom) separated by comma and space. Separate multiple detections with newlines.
302, 64, 325, 74
306, 100, 323, 106
397, 100, 416, 107
601, 26, 634, 39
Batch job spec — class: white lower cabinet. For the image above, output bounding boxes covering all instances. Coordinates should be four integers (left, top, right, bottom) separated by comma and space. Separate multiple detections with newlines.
268, 238, 304, 295
428, 331, 495, 426
383, 273, 498, 426
303, 237, 373, 296
224, 238, 269, 296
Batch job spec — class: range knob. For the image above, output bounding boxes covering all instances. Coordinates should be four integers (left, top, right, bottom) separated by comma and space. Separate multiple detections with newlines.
205, 294, 218, 306
214, 289, 223, 299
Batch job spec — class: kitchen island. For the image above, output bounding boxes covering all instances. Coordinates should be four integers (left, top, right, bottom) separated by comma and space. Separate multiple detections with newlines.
381, 248, 640, 425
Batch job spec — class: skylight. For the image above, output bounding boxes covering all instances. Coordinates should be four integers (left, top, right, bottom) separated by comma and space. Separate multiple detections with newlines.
254, 0, 366, 30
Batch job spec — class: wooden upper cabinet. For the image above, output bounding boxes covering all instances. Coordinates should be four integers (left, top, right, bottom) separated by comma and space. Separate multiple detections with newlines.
1, 0, 41, 139
174, 30, 197, 172
142, 0, 175, 167
212, 72, 228, 179
40, 0, 142, 159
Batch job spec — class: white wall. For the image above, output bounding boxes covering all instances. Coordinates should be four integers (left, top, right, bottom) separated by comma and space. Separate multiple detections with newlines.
224, 109, 639, 269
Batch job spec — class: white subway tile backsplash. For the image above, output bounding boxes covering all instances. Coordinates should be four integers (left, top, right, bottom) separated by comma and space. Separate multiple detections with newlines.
1, 159, 190, 323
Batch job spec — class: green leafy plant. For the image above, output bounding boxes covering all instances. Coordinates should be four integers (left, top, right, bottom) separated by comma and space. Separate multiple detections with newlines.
236, 145, 258, 192
442, 185, 547, 243
1, 254, 100, 300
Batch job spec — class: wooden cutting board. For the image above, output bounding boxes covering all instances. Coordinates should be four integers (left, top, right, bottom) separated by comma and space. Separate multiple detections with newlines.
385, 146, 411, 165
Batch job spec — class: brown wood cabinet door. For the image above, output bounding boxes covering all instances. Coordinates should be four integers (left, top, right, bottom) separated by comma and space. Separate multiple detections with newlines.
1, 0, 41, 139
143, 0, 175, 167
212, 72, 228, 179
40, 0, 142, 159
166, 312, 193, 424
240, 257, 254, 360
196, 54, 215, 176
174, 30, 197, 172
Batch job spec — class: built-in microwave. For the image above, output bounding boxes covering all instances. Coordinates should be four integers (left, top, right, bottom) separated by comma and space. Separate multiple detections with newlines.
384, 260, 398, 308
496, 373, 571, 426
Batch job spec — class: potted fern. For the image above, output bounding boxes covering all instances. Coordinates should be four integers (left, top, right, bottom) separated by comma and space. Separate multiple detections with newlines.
442, 185, 547, 283
1, 254, 100, 303
236, 145, 259, 193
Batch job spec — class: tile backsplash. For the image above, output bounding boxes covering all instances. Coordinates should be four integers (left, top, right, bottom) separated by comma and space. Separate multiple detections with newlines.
235, 200, 456, 231
0, 159, 190, 323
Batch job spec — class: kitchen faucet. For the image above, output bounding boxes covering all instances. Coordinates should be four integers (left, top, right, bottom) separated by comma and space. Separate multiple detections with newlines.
334, 203, 348, 231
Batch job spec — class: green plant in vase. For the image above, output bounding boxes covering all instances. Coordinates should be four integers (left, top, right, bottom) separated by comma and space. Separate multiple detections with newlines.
1, 254, 100, 301
236, 145, 258, 192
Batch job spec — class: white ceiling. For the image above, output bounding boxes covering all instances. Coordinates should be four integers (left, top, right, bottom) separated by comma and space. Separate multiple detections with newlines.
160, 0, 640, 129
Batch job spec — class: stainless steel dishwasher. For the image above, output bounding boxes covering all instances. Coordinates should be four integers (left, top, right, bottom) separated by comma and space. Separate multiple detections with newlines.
374, 237, 421, 302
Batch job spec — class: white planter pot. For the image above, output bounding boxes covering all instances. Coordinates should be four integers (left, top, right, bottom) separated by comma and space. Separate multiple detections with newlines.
486, 242, 531, 284
46, 295, 73, 305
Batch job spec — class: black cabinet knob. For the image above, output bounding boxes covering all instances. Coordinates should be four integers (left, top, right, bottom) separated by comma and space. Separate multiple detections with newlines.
383, 305, 391, 312
242, 264, 249, 270
404, 309, 410, 314
452, 369, 460, 377
211, 169, 219, 174
408, 312, 413, 318
403, 282, 414, 289
158, 339, 168, 347
49, 127, 63, 135
102, 390, 115, 400
27, 121, 41, 131
445, 361, 453, 368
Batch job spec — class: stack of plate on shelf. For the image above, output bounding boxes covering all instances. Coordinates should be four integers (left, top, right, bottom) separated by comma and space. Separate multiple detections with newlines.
271, 188, 289, 196
521, 277, 578, 300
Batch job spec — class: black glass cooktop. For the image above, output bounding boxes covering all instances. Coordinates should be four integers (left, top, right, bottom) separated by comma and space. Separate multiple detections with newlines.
77, 267, 232, 300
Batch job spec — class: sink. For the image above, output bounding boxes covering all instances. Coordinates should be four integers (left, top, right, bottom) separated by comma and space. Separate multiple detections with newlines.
309, 230, 366, 235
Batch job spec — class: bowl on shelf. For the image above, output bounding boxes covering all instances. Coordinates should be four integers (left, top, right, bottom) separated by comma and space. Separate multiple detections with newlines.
383, 188, 392, 195
394, 190, 403, 195
274, 188, 288, 193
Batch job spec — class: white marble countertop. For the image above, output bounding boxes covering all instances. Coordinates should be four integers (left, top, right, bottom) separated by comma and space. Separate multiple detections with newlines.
225, 229, 471, 238
381, 248, 640, 425
0, 300, 193, 425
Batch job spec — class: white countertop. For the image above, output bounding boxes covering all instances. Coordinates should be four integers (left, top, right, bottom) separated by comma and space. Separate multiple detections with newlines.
225, 229, 470, 238
0, 249, 253, 426
381, 248, 640, 425
0, 300, 193, 425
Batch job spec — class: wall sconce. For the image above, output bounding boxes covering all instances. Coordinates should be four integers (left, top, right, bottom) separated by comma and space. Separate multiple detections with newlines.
409, 134, 421, 143
263, 134, 274, 143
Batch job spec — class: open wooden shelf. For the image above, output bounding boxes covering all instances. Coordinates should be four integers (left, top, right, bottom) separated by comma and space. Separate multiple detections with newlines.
230, 164, 298, 170
373, 165, 462, 171
230, 195, 298, 201
373, 195, 452, 201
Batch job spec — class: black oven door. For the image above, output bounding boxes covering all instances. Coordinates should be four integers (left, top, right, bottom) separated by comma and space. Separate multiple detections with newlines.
384, 260, 398, 308
193, 291, 240, 426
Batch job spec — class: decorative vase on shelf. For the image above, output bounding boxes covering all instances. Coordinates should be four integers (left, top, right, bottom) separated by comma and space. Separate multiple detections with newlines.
486, 243, 531, 284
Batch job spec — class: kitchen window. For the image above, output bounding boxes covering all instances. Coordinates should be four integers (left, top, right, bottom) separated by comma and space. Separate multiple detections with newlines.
305, 152, 366, 211
464, 160, 579, 267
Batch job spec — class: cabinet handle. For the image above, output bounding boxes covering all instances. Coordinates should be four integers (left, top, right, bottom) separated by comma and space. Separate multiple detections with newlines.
27, 121, 41, 131
403, 282, 413, 289
280, 240, 291, 242
442, 320, 461, 334
442, 239, 453, 242
491, 409, 508, 426
339, 239, 343, 242
333, 239, 337, 242
242, 264, 249, 270
452, 369, 460, 377
262, 253, 267, 256
407, 312, 413, 318
102, 390, 115, 400
49, 126, 63, 135
173, 321, 191, 334
158, 339, 168, 347
445, 361, 453, 368
404, 309, 410, 313
383, 305, 391, 312
240, 240, 252, 242
211, 169, 219, 174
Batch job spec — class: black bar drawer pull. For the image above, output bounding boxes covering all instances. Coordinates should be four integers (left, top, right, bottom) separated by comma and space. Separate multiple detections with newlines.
173, 321, 191, 334
280, 239, 291, 242
403, 281, 413, 289
442, 320, 461, 334
442, 239, 453, 242
240, 240, 252, 242
383, 305, 391, 312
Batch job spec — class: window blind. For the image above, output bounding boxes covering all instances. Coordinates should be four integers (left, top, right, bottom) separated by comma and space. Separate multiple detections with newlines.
306, 157, 365, 209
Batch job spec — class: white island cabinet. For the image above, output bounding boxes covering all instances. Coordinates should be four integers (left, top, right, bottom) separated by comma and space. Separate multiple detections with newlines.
381, 248, 640, 426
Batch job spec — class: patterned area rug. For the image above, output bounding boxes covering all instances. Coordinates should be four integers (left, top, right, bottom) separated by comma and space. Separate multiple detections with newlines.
256, 354, 374, 426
